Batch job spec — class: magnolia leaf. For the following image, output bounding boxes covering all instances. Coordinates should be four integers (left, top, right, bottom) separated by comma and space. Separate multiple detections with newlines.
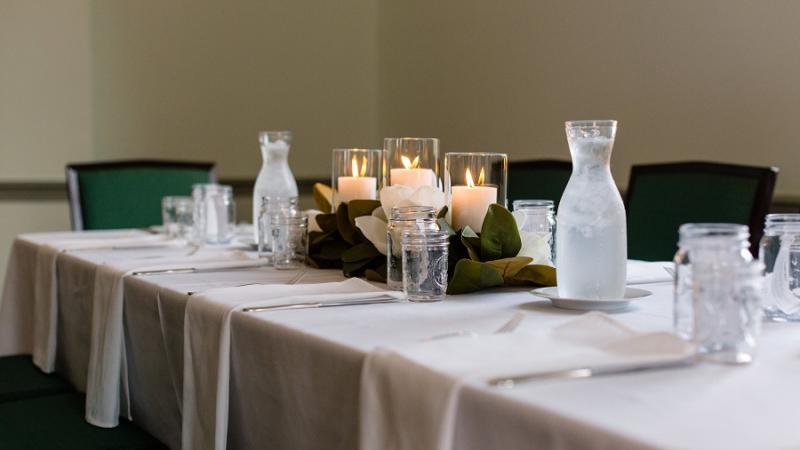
372, 206, 388, 221
365, 268, 387, 283
437, 205, 449, 219
447, 259, 505, 295
460, 226, 481, 261
310, 230, 336, 246
341, 241, 382, 263
348, 200, 382, 224
507, 264, 557, 287
480, 204, 522, 261
437, 217, 456, 237
486, 256, 534, 280
315, 239, 350, 261
336, 203, 359, 244
343, 258, 376, 278
315, 213, 338, 234
313, 183, 333, 213
354, 215, 388, 255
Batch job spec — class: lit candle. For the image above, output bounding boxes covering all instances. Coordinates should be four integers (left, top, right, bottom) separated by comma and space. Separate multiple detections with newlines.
451, 168, 497, 232
337, 156, 377, 203
390, 155, 436, 188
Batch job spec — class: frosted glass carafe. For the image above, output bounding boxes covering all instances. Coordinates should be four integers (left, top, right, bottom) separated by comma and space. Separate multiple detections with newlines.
253, 131, 298, 245
556, 120, 627, 299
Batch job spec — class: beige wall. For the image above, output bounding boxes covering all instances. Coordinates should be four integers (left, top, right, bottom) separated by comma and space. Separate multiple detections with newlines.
378, 0, 800, 196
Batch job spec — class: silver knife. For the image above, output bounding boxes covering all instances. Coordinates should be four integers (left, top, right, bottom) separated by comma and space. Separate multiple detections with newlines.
242, 296, 401, 313
132, 262, 272, 276
488, 356, 697, 388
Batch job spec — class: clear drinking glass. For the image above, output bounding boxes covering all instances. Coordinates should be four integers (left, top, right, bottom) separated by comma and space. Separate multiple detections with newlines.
401, 230, 449, 302
173, 197, 194, 241
162, 196, 189, 238
693, 260, 764, 364
193, 184, 236, 245
512, 200, 556, 266
258, 196, 299, 258
674, 223, 752, 340
271, 214, 308, 270
387, 206, 439, 290
759, 214, 800, 321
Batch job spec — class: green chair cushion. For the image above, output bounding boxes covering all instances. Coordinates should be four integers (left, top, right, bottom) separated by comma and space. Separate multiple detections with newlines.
0, 355, 73, 403
508, 166, 571, 209
0, 393, 167, 450
77, 167, 211, 230
627, 172, 759, 261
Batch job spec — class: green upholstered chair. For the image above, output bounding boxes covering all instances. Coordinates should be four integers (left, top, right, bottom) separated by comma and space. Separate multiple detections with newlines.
626, 161, 778, 261
0, 355, 73, 403
66, 159, 216, 230
0, 393, 167, 449
507, 159, 572, 209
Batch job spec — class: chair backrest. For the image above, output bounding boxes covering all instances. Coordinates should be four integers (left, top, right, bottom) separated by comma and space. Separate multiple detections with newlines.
507, 159, 572, 209
626, 161, 778, 261
66, 159, 217, 230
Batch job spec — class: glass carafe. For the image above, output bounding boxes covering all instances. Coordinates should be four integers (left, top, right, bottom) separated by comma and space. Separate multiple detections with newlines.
253, 131, 298, 247
556, 120, 627, 299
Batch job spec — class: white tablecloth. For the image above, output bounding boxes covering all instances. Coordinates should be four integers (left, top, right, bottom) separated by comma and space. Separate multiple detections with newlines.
3, 231, 800, 450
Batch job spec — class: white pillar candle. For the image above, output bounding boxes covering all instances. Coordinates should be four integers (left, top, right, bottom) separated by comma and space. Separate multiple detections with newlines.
451, 185, 497, 232
390, 168, 436, 188
337, 176, 377, 203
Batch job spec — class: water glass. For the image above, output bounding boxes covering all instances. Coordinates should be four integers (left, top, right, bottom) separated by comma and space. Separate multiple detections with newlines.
401, 230, 449, 302
271, 214, 308, 270
173, 197, 194, 241
693, 260, 764, 364
387, 206, 439, 290
512, 200, 556, 266
192, 184, 236, 245
257, 196, 299, 257
674, 223, 752, 340
162, 196, 191, 238
759, 214, 800, 321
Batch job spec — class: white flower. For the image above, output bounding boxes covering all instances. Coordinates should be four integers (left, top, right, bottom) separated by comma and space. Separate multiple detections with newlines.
380, 185, 446, 218
354, 215, 388, 255
305, 209, 323, 233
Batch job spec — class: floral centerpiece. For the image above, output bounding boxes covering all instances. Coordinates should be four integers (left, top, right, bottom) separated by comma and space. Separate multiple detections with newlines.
307, 183, 556, 294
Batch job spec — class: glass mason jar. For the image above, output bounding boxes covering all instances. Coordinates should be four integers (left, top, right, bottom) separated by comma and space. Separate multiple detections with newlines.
401, 230, 449, 302
693, 260, 764, 364
271, 214, 309, 270
759, 214, 800, 321
253, 131, 298, 246
512, 200, 556, 267
674, 223, 752, 340
386, 206, 438, 290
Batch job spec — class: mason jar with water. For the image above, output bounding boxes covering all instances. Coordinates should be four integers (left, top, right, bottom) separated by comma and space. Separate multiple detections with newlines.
759, 214, 800, 321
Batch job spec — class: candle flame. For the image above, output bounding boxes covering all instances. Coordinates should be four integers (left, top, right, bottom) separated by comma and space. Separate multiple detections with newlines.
352, 156, 368, 177
465, 167, 485, 188
401, 155, 420, 169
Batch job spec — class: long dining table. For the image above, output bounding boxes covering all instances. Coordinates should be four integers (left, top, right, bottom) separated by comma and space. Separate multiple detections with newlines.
2, 230, 799, 450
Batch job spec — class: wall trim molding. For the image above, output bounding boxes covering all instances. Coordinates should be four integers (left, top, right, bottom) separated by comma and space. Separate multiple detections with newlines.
1, 180, 799, 212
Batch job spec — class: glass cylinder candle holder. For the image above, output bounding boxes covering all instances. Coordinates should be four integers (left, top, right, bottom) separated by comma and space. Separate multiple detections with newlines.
331, 148, 383, 211
444, 152, 508, 232
384, 137, 440, 188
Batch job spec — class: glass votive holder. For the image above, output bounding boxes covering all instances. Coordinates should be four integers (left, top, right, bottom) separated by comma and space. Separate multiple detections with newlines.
271, 214, 309, 270
401, 230, 449, 302
512, 200, 556, 266
759, 214, 800, 322
258, 196, 299, 257
693, 260, 764, 364
192, 183, 236, 245
387, 206, 439, 290
673, 223, 752, 340
331, 148, 383, 210
384, 137, 440, 188
162, 196, 190, 238
173, 197, 194, 241
444, 152, 508, 232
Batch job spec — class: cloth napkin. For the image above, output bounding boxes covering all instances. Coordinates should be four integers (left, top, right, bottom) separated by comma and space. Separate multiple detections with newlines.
84, 249, 257, 428
626, 260, 673, 285
360, 312, 693, 450
31, 233, 174, 372
182, 278, 404, 450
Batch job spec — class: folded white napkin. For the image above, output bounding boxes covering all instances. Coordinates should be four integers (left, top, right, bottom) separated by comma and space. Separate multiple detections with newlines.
360, 312, 692, 450
84, 250, 255, 428
626, 260, 673, 285
31, 233, 173, 372
182, 277, 404, 450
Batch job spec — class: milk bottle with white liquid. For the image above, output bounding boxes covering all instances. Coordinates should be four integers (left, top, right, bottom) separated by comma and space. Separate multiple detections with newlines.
556, 120, 627, 299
